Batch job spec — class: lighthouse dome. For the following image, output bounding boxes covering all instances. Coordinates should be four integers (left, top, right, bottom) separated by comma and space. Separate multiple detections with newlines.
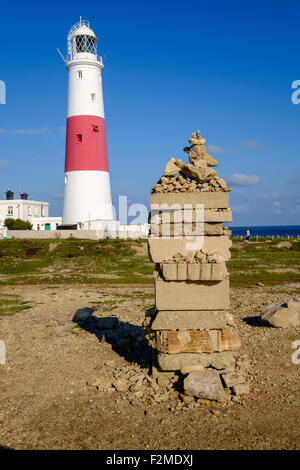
71, 25, 96, 39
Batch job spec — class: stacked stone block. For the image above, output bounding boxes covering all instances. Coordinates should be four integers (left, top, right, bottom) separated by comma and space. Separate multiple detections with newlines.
144, 131, 249, 401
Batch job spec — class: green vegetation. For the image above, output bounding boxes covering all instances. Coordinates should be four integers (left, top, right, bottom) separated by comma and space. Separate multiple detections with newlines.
0, 238, 152, 285
0, 294, 33, 316
228, 238, 300, 287
4, 218, 32, 230
0, 237, 299, 288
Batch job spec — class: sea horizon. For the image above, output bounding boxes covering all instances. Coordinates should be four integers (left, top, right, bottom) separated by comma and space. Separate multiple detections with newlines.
229, 225, 300, 238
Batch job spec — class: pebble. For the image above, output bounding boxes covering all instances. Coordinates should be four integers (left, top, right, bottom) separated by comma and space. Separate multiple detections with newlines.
104, 360, 116, 367
87, 376, 106, 387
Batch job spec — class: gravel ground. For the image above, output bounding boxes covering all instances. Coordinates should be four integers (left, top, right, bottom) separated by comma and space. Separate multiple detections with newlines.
0, 283, 299, 450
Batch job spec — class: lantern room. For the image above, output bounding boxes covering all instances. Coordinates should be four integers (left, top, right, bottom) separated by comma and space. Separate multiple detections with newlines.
67, 19, 98, 62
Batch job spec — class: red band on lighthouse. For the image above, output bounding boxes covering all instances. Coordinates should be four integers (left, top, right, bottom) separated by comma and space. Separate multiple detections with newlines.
65, 115, 109, 172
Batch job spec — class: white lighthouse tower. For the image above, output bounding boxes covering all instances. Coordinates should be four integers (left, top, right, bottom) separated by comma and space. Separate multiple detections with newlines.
62, 19, 114, 229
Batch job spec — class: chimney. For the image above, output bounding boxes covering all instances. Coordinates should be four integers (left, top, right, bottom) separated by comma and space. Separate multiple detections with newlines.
20, 192, 28, 200
6, 190, 14, 200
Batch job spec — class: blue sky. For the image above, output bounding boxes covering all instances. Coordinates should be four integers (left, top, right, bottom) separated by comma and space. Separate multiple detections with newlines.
0, 0, 300, 226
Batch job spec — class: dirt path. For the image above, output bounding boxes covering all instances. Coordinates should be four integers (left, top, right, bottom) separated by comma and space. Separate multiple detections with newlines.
0, 284, 299, 450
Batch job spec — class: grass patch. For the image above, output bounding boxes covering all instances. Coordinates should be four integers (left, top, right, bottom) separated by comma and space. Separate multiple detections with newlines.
0, 238, 299, 288
0, 294, 33, 316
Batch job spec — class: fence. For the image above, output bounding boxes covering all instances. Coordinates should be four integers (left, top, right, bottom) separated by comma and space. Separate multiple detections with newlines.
232, 234, 300, 240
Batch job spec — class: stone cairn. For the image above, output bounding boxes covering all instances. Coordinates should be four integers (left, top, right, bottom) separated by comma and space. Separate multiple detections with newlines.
143, 131, 250, 402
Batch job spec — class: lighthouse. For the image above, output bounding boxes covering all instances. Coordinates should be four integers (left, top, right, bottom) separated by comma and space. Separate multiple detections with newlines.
62, 19, 114, 229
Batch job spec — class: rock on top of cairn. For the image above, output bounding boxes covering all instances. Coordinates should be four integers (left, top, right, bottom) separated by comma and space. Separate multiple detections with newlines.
155, 131, 230, 194
184, 130, 218, 168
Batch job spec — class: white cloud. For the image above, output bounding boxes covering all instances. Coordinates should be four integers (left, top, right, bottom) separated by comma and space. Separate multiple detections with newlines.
272, 201, 281, 207
52, 193, 64, 199
14, 128, 50, 136
227, 174, 260, 186
248, 192, 279, 201
231, 204, 249, 213
0, 159, 12, 168
207, 144, 224, 155
242, 139, 263, 150
206, 144, 238, 156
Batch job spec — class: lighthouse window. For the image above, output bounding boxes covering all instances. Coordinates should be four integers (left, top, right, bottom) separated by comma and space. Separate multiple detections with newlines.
78, 71, 82, 79
91, 93, 96, 102
76, 134, 83, 143
8, 206, 13, 215
75, 35, 97, 55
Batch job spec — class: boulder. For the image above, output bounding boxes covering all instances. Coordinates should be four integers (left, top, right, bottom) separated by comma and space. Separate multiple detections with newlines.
184, 369, 226, 401
261, 299, 300, 328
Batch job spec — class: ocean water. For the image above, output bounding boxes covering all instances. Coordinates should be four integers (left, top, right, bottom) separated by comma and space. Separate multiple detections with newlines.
229, 225, 300, 238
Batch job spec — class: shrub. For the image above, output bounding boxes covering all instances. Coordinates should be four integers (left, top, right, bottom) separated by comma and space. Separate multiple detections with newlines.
4, 218, 33, 230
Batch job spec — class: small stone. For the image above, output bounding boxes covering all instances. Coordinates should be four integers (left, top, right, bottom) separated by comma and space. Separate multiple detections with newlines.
182, 395, 194, 404
232, 383, 250, 396
153, 394, 162, 403
104, 360, 116, 367
164, 158, 181, 176
184, 369, 226, 402
113, 379, 128, 392
211, 409, 221, 416
129, 381, 144, 392
222, 372, 246, 388
97, 380, 113, 391
225, 313, 236, 326
87, 376, 106, 387
195, 250, 206, 262
157, 376, 170, 387
197, 398, 211, 406
160, 176, 169, 184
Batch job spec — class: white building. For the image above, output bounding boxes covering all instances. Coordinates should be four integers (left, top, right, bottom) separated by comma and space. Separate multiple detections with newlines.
0, 191, 62, 231
31, 217, 62, 231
